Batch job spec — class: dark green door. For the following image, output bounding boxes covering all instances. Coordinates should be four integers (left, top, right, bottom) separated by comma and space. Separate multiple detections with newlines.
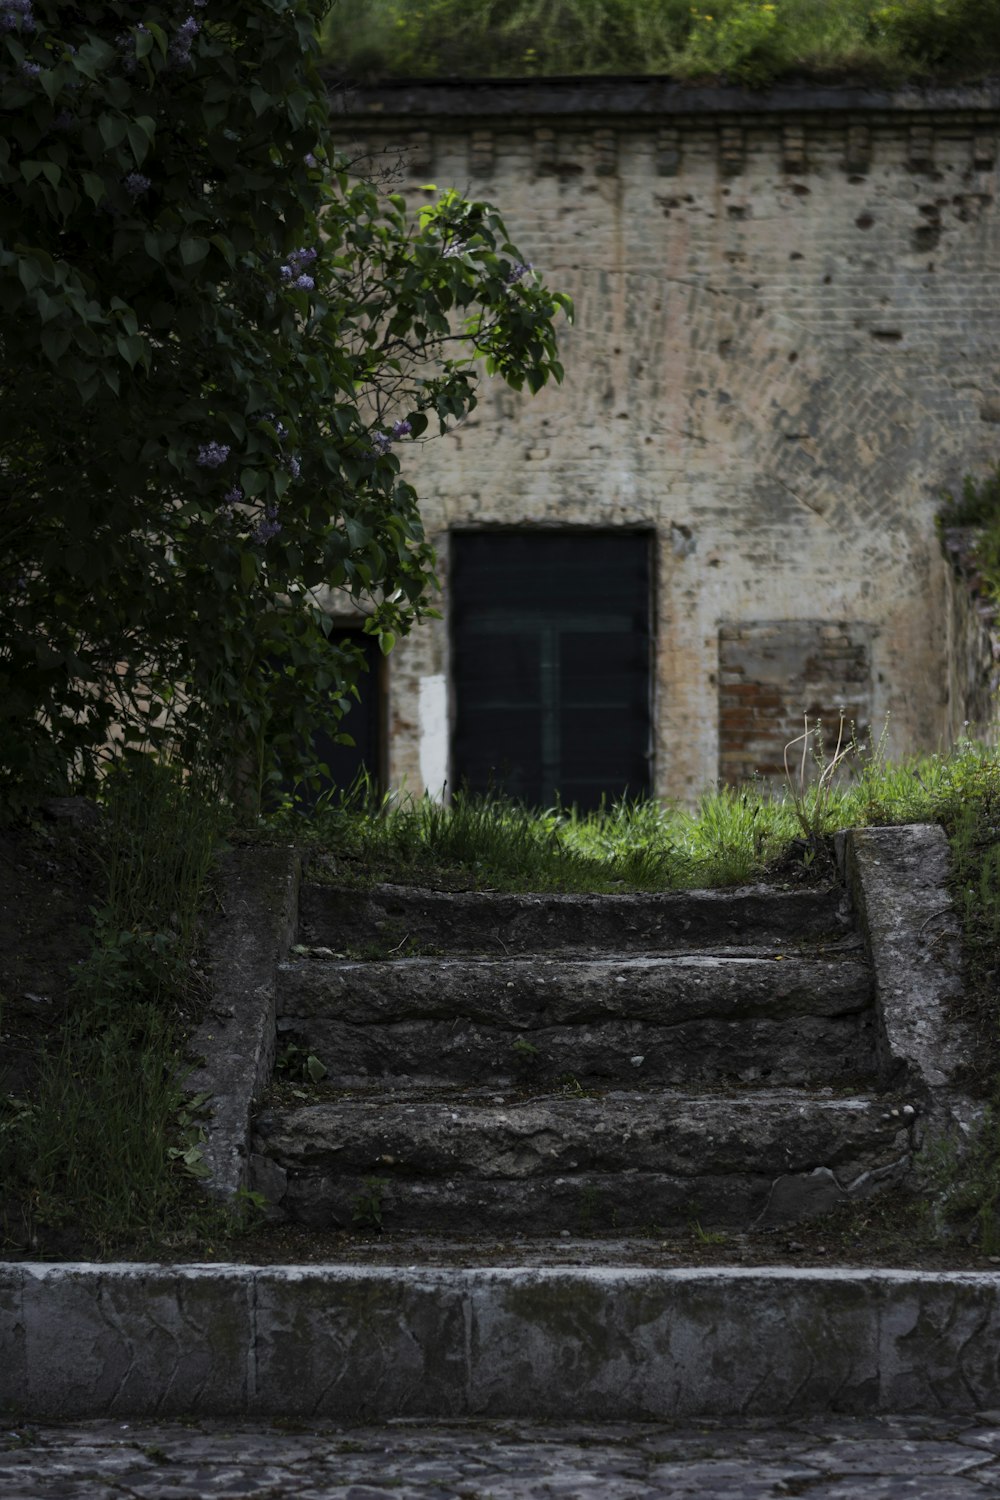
451, 532, 651, 809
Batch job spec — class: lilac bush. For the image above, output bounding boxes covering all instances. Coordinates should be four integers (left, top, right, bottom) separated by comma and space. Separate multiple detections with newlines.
0, 0, 570, 806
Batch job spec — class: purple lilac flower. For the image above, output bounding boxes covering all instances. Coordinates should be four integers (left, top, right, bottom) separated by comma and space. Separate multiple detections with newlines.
20, 59, 39, 76
304, 153, 318, 169
123, 172, 150, 198
1, 0, 35, 31
370, 420, 412, 456
54, 109, 75, 131
254, 504, 281, 544
196, 441, 230, 469
286, 456, 301, 480
169, 15, 199, 64
504, 260, 533, 286
116, 23, 147, 71
280, 248, 318, 286
222, 485, 243, 506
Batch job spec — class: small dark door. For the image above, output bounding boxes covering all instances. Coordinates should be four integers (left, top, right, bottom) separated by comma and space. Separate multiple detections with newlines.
310, 629, 382, 794
451, 532, 652, 809
269, 629, 382, 806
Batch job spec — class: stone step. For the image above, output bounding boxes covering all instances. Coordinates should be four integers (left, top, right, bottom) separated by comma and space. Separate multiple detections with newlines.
251, 1088, 916, 1233
299, 881, 851, 957
8, 1263, 1000, 1420
276, 953, 875, 1087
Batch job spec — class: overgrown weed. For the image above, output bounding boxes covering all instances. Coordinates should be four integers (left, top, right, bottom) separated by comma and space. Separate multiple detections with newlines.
0, 757, 231, 1255
321, 0, 1000, 86
939, 461, 1000, 615
921, 1109, 1000, 1255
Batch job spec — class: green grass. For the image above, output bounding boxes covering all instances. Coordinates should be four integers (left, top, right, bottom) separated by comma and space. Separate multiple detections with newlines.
267, 736, 998, 893
321, 0, 1000, 86
272, 776, 780, 892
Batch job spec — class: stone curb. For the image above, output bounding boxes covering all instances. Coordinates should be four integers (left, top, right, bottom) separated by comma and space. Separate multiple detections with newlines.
185, 844, 301, 1200
840, 825, 982, 1163
3, 1265, 1000, 1421
841, 824, 969, 1093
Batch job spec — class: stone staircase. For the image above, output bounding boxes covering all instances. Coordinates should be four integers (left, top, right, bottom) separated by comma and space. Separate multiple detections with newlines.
251, 876, 918, 1234
9, 826, 971, 1426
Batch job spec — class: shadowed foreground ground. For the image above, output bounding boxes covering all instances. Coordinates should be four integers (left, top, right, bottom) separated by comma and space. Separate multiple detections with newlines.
3, 1413, 1000, 1497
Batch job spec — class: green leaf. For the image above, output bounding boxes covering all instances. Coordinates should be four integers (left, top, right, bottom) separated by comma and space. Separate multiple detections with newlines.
17, 258, 40, 292
240, 467, 265, 497
179, 236, 209, 266
116, 333, 146, 369
143, 230, 176, 262
82, 172, 106, 206
345, 516, 373, 551
98, 114, 127, 153
127, 121, 152, 167
146, 21, 169, 56
209, 233, 235, 268
249, 85, 272, 116
41, 325, 72, 364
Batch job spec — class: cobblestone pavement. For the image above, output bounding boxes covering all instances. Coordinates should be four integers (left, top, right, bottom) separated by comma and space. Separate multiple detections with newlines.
3, 1414, 1000, 1498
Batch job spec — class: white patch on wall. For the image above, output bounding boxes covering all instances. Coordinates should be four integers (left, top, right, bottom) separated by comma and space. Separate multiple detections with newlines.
418, 673, 448, 799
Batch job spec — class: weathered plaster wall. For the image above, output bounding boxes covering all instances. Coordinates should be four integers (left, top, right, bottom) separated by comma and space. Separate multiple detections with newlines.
333, 81, 1000, 801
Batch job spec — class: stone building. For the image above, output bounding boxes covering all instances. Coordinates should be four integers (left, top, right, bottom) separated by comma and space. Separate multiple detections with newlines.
329, 76, 1000, 807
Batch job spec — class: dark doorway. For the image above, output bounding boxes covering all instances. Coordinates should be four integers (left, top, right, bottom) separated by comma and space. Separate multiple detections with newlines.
451, 532, 652, 809
269, 629, 383, 806
312, 629, 383, 793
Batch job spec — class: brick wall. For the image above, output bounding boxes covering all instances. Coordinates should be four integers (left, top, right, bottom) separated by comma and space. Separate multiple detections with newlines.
332, 79, 1000, 801
718, 621, 873, 784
